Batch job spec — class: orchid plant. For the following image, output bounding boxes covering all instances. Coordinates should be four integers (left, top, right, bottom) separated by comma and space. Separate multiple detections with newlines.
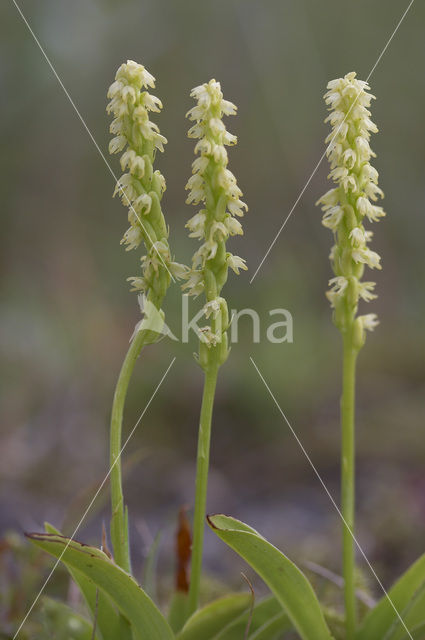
21, 62, 425, 640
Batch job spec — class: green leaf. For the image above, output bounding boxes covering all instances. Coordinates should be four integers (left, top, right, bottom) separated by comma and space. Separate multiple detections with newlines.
384, 584, 425, 640
384, 619, 425, 640
208, 515, 333, 640
356, 554, 425, 640
41, 597, 95, 639
408, 621, 425, 639
44, 523, 130, 640
27, 532, 174, 640
176, 593, 252, 640
213, 595, 287, 640
249, 613, 291, 640
169, 591, 190, 635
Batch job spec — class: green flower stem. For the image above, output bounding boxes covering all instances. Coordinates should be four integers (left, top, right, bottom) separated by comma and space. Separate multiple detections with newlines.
110, 329, 147, 573
341, 335, 358, 640
188, 363, 219, 615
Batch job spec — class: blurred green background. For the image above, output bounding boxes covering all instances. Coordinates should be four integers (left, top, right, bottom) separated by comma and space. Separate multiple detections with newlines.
1, 0, 425, 628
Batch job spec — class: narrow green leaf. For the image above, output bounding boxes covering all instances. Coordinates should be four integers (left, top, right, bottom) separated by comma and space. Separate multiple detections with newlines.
249, 612, 291, 640
385, 619, 425, 640
407, 621, 425, 639
356, 554, 425, 640
41, 597, 95, 639
213, 595, 287, 640
208, 514, 333, 640
389, 621, 425, 640
44, 523, 129, 640
385, 584, 425, 640
169, 591, 190, 634
177, 593, 251, 640
27, 532, 174, 640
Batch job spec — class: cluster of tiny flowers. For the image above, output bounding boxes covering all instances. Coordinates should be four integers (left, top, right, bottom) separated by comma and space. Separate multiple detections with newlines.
183, 80, 248, 295
107, 60, 185, 304
183, 80, 247, 356
317, 72, 385, 345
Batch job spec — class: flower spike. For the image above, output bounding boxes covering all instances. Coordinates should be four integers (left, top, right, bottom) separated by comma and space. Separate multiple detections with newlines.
107, 60, 185, 309
317, 71, 385, 348
183, 79, 247, 367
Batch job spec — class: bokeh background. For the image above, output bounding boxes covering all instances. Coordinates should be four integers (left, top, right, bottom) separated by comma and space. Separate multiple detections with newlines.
1, 0, 425, 633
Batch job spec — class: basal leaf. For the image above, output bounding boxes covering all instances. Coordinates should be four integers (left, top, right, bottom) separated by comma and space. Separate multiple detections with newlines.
176, 593, 251, 640
41, 597, 94, 639
43, 522, 130, 640
385, 584, 425, 640
357, 554, 425, 640
408, 621, 425, 639
27, 532, 174, 640
213, 595, 287, 640
169, 591, 190, 635
208, 515, 333, 640
249, 612, 291, 640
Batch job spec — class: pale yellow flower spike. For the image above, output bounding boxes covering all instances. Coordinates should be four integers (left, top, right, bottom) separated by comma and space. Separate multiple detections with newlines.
317, 71, 385, 348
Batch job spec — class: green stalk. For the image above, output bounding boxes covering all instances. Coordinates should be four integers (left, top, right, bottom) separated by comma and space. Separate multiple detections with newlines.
110, 329, 147, 573
188, 364, 219, 615
341, 335, 358, 639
